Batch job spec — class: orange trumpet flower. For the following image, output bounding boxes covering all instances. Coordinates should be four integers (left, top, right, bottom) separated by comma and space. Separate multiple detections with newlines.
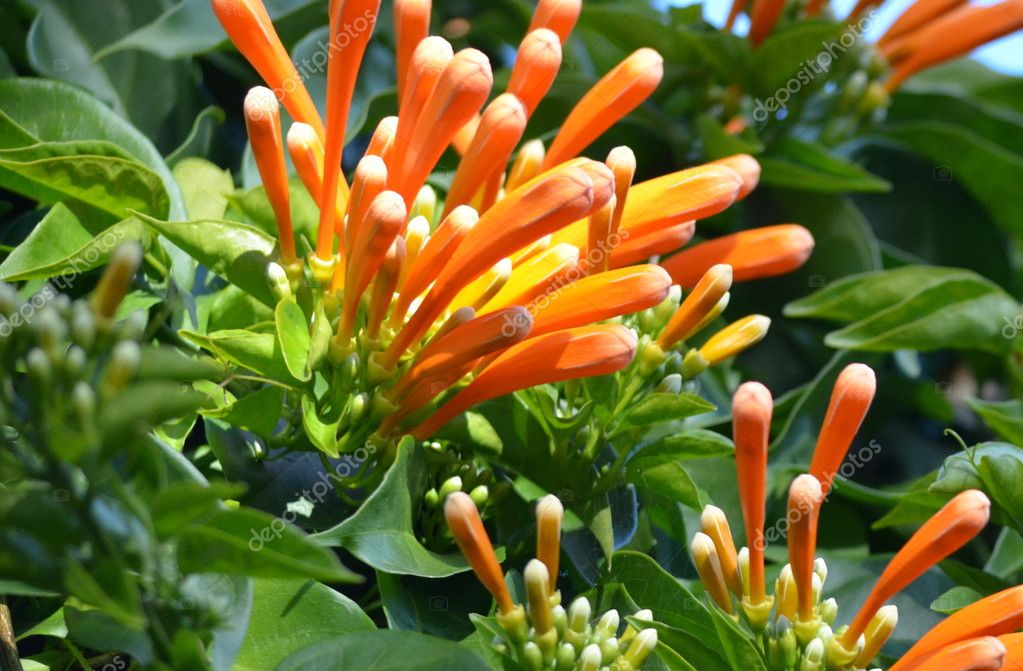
444, 492, 514, 614
507, 140, 546, 193
661, 223, 814, 288
606, 146, 636, 233
394, 0, 431, 99
345, 155, 389, 254
701, 505, 742, 596
542, 49, 663, 170
391, 49, 493, 207
482, 243, 580, 312
899, 637, 1006, 671
809, 363, 876, 494
710, 154, 761, 199
692, 532, 734, 613
365, 236, 405, 339
748, 0, 786, 45
383, 161, 610, 368
442, 94, 528, 218
410, 324, 637, 438
659, 264, 733, 349
999, 633, 1023, 664
243, 87, 297, 264
733, 381, 773, 605
507, 29, 563, 117
609, 222, 696, 268
842, 490, 991, 649
287, 122, 348, 239
366, 115, 399, 159
786, 474, 824, 622
585, 197, 615, 274
317, 0, 381, 262
879, 0, 967, 46
527, 0, 583, 44
528, 264, 672, 336
885, 1, 1023, 92
212, 0, 325, 138
391, 36, 454, 168
893, 586, 1023, 670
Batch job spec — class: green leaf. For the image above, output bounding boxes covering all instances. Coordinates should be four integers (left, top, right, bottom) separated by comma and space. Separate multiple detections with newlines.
301, 394, 341, 458
234, 578, 375, 671
274, 630, 491, 671
167, 106, 226, 166
784, 265, 1020, 354
142, 215, 277, 305
0, 78, 184, 218
628, 456, 705, 512
177, 507, 361, 583
760, 139, 891, 193
930, 585, 983, 614
313, 438, 471, 578
0, 204, 148, 282
204, 385, 285, 437
181, 329, 296, 384
275, 298, 311, 382
149, 482, 245, 539
751, 20, 843, 96
633, 429, 735, 460
174, 158, 234, 221
877, 120, 1023, 237
618, 392, 715, 430
0, 141, 169, 218
968, 398, 1023, 446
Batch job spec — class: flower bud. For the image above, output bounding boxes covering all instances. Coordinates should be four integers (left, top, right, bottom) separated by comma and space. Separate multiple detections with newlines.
411, 185, 437, 224
854, 605, 897, 667
699, 314, 771, 367
91, 242, 142, 320
469, 484, 489, 507
820, 597, 839, 626
424, 488, 440, 508
800, 638, 825, 671
577, 644, 602, 671
521, 641, 543, 670
555, 642, 575, 669
568, 596, 592, 634
691, 532, 733, 614
777, 616, 799, 669
439, 476, 464, 500
267, 262, 293, 301
656, 373, 682, 394
444, 492, 513, 614
624, 629, 658, 668
102, 341, 140, 396
595, 609, 620, 642
524, 559, 553, 635
535, 494, 563, 591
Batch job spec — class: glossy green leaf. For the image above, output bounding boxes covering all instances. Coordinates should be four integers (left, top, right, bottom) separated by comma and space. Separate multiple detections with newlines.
751, 20, 843, 96
930, 585, 983, 614
313, 437, 471, 577
168, 106, 227, 166
204, 385, 285, 437
633, 429, 735, 460
149, 482, 244, 539
181, 329, 296, 384
0, 204, 148, 282
301, 394, 341, 458
142, 215, 277, 305
234, 578, 375, 671
275, 298, 311, 382
785, 265, 1020, 354
274, 630, 491, 671
760, 139, 890, 193
177, 507, 360, 583
618, 392, 715, 430
174, 158, 234, 221
968, 398, 1023, 446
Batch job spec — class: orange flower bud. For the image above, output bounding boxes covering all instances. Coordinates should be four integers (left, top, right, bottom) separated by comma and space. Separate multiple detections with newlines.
506, 139, 546, 192
444, 491, 514, 614
394, 0, 431, 99
692, 532, 734, 614
662, 224, 814, 288
709, 154, 761, 199
898, 637, 1006, 671
536, 495, 564, 591
345, 155, 389, 255
609, 222, 696, 269
527, 0, 582, 44
659, 264, 733, 348
482, 243, 580, 312
786, 474, 825, 621
542, 49, 664, 169
879, 0, 967, 46
244, 87, 297, 263
809, 363, 876, 494
507, 29, 563, 116
701, 505, 742, 596
843, 490, 991, 648
365, 236, 405, 339
410, 324, 636, 438
748, 0, 785, 44
733, 381, 773, 604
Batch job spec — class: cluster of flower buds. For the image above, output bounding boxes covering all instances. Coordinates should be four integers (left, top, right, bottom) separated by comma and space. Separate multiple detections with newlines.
690, 363, 1022, 670
0, 244, 150, 461
445, 492, 659, 670
209, 0, 817, 473
421, 457, 510, 551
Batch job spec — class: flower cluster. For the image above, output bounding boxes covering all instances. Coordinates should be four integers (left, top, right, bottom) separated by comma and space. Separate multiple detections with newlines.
735, 0, 1023, 91
210, 0, 815, 486
690, 364, 1023, 670
445, 492, 659, 670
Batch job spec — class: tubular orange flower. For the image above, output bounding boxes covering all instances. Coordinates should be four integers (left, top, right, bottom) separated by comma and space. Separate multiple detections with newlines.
893, 586, 1023, 669
317, 0, 381, 261
733, 381, 772, 605
449, 259, 513, 313
527, 0, 583, 44
528, 264, 672, 337
542, 49, 664, 170
243, 87, 296, 264
725, 0, 748, 30
442, 94, 528, 218
366, 115, 399, 159
841, 490, 991, 648
506, 29, 563, 117
212, 0, 325, 138
410, 324, 637, 438
535, 494, 564, 591
394, 0, 431, 99
390, 306, 532, 402
398, 215, 430, 288
847, 0, 881, 20
393, 205, 479, 322
699, 314, 770, 366
856, 605, 899, 668
748, 0, 786, 45
482, 243, 580, 312
658, 264, 733, 349
606, 146, 636, 236
365, 237, 405, 339
338, 191, 407, 342
692, 532, 734, 613
701, 505, 741, 596
609, 222, 696, 269
506, 140, 546, 193
444, 491, 514, 614
786, 474, 824, 622
710, 154, 761, 199
662, 223, 815, 288
1000, 633, 1023, 663
524, 559, 554, 634
391, 36, 453, 168
383, 161, 610, 368
899, 637, 1006, 671
345, 155, 389, 254
805, 0, 827, 16
885, 1, 1023, 92
585, 197, 615, 274
809, 363, 876, 494
879, 0, 967, 46
287, 122, 348, 238
391, 49, 493, 207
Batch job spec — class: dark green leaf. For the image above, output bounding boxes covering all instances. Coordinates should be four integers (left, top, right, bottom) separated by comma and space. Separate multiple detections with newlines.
274, 630, 491, 671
